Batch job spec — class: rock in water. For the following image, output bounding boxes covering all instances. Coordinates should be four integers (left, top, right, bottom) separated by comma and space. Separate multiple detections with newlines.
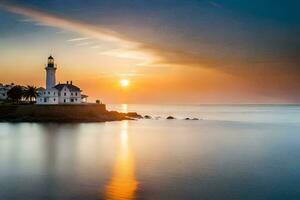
144, 115, 152, 119
192, 118, 199, 120
126, 112, 143, 119
185, 118, 190, 120
166, 116, 175, 119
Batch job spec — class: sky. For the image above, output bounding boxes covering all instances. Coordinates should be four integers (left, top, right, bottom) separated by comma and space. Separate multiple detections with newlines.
0, 0, 299, 104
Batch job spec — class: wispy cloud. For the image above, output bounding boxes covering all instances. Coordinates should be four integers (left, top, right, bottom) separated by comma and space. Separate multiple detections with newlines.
91, 45, 101, 49
0, 2, 136, 45
0, 1, 214, 69
18, 18, 33, 23
97, 71, 144, 78
76, 42, 91, 46
0, 1, 162, 65
100, 48, 152, 61
0, 1, 281, 72
208, 1, 224, 9
67, 37, 89, 42
119, 73, 144, 77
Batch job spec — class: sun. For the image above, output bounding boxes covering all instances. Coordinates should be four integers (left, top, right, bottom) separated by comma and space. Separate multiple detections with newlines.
120, 79, 129, 87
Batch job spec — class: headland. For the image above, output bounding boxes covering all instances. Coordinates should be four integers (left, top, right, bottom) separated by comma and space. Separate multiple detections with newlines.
0, 104, 139, 122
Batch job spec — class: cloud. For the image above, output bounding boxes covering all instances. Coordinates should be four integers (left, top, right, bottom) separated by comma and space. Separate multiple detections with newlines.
0, 1, 220, 70
18, 18, 33, 22
0, 2, 136, 45
208, 1, 224, 9
67, 37, 89, 42
91, 45, 101, 49
0, 1, 165, 65
0, 1, 299, 75
76, 42, 91, 46
97, 71, 144, 78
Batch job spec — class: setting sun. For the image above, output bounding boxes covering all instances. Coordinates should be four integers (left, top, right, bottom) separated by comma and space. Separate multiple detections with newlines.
120, 79, 129, 88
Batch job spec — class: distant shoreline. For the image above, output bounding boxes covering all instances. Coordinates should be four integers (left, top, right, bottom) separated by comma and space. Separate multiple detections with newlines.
0, 104, 138, 123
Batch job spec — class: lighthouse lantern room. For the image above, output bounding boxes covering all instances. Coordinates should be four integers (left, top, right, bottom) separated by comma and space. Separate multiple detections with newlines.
45, 55, 57, 89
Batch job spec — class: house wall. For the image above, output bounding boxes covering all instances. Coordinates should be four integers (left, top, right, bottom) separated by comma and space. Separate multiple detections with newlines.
37, 86, 82, 105
0, 85, 13, 100
37, 97, 59, 104
58, 86, 81, 104
0, 90, 7, 100
37, 89, 59, 105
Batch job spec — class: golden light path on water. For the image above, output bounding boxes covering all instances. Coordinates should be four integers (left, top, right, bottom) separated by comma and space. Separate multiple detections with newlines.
105, 120, 138, 200
121, 104, 128, 113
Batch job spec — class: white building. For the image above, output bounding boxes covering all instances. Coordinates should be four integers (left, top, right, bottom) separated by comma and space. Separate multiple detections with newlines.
37, 56, 88, 104
0, 83, 14, 101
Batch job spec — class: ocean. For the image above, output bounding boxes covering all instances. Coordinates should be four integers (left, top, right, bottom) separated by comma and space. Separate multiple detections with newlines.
1, 104, 300, 200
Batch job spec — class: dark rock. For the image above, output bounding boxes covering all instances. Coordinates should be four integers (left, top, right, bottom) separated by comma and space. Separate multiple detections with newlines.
144, 115, 152, 119
192, 118, 199, 120
166, 116, 175, 119
185, 118, 190, 120
126, 112, 143, 119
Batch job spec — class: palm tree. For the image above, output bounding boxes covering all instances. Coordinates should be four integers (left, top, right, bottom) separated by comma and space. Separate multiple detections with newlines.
23, 85, 38, 103
7, 85, 24, 103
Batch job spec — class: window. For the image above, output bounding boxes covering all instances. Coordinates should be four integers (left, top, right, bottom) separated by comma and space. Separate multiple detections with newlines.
44, 92, 46, 95
48, 92, 50, 95
54, 92, 56, 95
75, 92, 77, 96
71, 99, 74, 102
53, 98, 56, 101
71, 93, 73, 96
44, 98, 47, 102
64, 99, 66, 103
64, 93, 66, 96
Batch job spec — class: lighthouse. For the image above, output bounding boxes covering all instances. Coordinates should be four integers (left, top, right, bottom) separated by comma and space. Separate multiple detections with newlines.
37, 55, 87, 105
45, 55, 57, 89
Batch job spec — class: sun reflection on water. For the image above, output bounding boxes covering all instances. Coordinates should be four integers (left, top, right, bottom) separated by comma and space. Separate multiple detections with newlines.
105, 121, 138, 200
121, 104, 128, 113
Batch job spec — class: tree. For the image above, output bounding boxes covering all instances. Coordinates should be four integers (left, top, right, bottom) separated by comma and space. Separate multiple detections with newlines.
23, 85, 38, 103
7, 85, 23, 103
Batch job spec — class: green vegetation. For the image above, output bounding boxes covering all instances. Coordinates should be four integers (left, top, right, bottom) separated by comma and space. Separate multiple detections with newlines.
5, 85, 38, 104
7, 85, 23, 103
23, 85, 39, 103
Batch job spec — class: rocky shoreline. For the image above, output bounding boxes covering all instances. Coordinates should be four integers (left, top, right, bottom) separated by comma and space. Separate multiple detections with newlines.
0, 104, 201, 123
0, 104, 135, 123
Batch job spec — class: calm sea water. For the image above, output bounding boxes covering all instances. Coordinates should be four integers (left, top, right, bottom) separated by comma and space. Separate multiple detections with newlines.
1, 104, 300, 200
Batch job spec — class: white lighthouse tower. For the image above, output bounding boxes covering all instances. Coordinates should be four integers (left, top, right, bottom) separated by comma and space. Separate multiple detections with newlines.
45, 55, 57, 89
